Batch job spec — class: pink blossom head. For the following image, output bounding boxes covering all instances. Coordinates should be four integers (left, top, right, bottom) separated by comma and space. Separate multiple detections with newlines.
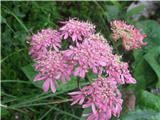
34, 51, 73, 93
29, 28, 61, 58
106, 55, 136, 84
110, 20, 147, 51
60, 18, 95, 43
64, 34, 113, 78
69, 77, 123, 120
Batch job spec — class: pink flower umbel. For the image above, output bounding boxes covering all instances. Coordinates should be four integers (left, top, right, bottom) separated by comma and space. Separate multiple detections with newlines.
60, 18, 95, 43
69, 77, 123, 120
28, 18, 140, 120
64, 34, 113, 78
34, 51, 73, 93
110, 20, 147, 50
29, 28, 61, 58
106, 55, 136, 84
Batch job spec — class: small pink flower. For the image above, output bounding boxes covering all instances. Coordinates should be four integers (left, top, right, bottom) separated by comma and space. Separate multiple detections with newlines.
110, 20, 147, 50
60, 18, 95, 43
34, 51, 73, 93
29, 28, 61, 58
69, 77, 123, 120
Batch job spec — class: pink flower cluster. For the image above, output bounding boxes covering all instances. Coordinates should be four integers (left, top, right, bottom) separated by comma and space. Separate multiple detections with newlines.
106, 55, 136, 84
69, 77, 123, 120
60, 18, 95, 42
34, 51, 73, 93
110, 20, 147, 51
29, 28, 61, 59
64, 34, 113, 78
28, 18, 144, 120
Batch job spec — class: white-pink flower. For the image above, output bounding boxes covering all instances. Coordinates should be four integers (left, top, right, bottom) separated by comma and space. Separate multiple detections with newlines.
34, 51, 73, 93
110, 20, 147, 50
69, 77, 123, 120
60, 18, 95, 43
29, 28, 61, 58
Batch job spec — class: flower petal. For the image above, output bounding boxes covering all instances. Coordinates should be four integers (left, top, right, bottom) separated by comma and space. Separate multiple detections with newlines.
43, 80, 50, 92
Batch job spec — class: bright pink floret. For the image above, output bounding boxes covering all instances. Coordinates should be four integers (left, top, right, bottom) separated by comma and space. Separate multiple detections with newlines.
29, 28, 61, 58
106, 55, 136, 84
60, 18, 95, 43
63, 34, 113, 78
34, 51, 73, 93
110, 20, 147, 51
69, 77, 123, 120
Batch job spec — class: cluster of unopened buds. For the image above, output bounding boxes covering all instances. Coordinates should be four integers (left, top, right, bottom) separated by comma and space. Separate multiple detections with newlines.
29, 18, 147, 120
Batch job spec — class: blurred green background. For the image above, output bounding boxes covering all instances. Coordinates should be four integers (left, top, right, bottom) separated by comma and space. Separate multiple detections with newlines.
1, 1, 160, 120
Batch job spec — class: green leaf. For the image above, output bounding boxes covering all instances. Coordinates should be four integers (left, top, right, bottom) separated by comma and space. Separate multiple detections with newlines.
57, 76, 89, 92
80, 107, 92, 120
126, 5, 145, 18
132, 49, 145, 67
21, 64, 43, 89
105, 5, 121, 21
132, 20, 160, 88
1, 108, 10, 117
138, 90, 160, 111
136, 20, 160, 48
22, 64, 89, 92
121, 109, 160, 120
132, 58, 157, 89
144, 47, 160, 81
156, 80, 160, 88
1, 16, 7, 23
4, 9, 30, 34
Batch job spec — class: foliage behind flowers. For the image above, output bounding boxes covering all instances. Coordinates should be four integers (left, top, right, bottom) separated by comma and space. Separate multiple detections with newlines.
29, 18, 145, 120
1, 1, 160, 120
